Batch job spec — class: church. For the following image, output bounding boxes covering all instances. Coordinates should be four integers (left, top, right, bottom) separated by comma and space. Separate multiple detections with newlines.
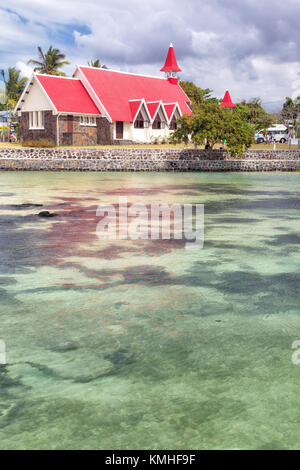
15, 44, 192, 146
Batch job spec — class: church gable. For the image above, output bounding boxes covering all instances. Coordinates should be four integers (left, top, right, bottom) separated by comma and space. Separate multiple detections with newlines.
18, 77, 54, 112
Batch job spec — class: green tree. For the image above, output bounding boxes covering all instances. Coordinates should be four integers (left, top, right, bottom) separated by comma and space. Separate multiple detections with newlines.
87, 59, 108, 69
28, 46, 70, 76
170, 101, 254, 157
0, 68, 27, 140
237, 98, 273, 131
0, 86, 6, 110
179, 81, 218, 109
281, 96, 300, 123
280, 96, 300, 137
0, 67, 28, 104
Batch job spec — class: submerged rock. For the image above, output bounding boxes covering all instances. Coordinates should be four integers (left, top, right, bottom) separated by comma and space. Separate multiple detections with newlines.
37, 211, 57, 218
11, 203, 43, 209
50, 342, 80, 353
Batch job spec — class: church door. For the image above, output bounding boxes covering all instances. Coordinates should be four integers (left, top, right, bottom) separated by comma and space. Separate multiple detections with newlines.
116, 121, 124, 139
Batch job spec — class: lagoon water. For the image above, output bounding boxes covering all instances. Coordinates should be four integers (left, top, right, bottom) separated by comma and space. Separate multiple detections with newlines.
1, 171, 300, 449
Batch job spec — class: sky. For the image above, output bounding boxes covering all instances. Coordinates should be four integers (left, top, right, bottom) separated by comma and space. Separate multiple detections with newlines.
1, 0, 300, 112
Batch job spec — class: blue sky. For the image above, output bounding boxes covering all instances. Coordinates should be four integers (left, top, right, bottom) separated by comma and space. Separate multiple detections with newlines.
1, 0, 300, 111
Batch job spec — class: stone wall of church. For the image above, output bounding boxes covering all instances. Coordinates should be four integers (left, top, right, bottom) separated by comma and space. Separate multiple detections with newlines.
58, 116, 98, 146
97, 118, 114, 145
19, 111, 57, 144
19, 113, 114, 146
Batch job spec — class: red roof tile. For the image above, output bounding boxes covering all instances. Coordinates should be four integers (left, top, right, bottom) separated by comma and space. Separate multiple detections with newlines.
129, 100, 143, 120
220, 90, 236, 108
146, 102, 160, 120
78, 67, 191, 122
160, 44, 182, 72
164, 103, 177, 120
36, 75, 100, 114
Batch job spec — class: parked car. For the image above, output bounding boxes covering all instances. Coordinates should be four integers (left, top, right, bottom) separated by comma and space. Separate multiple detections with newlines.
255, 125, 289, 144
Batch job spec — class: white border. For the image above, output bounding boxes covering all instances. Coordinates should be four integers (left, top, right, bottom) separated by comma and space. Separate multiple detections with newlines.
163, 102, 182, 124
147, 100, 169, 124
129, 98, 152, 123
77, 65, 168, 81
14, 74, 57, 114
75, 66, 112, 122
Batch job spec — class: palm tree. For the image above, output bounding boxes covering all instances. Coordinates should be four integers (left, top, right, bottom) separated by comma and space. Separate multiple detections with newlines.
87, 59, 107, 69
0, 67, 28, 103
0, 86, 6, 110
28, 46, 70, 76
0, 68, 27, 140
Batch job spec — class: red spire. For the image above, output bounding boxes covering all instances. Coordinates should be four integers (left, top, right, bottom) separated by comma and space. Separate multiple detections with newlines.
160, 43, 182, 72
220, 90, 236, 108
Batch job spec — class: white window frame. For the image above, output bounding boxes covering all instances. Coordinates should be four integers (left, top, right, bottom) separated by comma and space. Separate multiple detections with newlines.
29, 111, 44, 130
79, 115, 97, 127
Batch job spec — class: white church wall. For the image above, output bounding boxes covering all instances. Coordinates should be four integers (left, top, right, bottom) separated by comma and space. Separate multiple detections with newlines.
21, 79, 54, 112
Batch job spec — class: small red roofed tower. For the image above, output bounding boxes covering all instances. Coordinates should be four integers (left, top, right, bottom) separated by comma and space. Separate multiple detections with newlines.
220, 90, 237, 108
161, 43, 182, 83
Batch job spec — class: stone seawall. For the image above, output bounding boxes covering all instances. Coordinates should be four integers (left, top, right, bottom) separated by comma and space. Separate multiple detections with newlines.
1, 148, 300, 171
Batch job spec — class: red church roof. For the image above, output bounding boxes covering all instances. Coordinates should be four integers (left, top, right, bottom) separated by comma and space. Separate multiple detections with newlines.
220, 90, 236, 108
146, 101, 160, 119
77, 67, 191, 122
160, 44, 182, 72
164, 103, 177, 120
129, 100, 143, 120
36, 75, 100, 114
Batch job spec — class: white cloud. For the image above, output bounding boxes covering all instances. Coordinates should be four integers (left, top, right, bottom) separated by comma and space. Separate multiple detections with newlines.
0, 0, 300, 111
16, 62, 34, 79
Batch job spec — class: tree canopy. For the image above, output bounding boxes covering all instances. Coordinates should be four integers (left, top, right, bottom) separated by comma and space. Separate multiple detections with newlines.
280, 96, 300, 137
236, 98, 273, 131
87, 59, 108, 69
179, 81, 219, 108
171, 101, 254, 157
28, 46, 70, 76
281, 96, 300, 123
0, 67, 28, 109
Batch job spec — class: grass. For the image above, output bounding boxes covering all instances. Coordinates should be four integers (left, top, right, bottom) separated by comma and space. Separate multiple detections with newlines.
0, 142, 299, 150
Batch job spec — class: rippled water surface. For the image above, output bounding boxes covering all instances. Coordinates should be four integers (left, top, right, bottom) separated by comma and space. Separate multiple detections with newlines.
1, 171, 300, 449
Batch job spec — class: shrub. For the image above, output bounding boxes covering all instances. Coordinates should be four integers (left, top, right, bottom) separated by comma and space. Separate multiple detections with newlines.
150, 136, 160, 145
22, 138, 56, 148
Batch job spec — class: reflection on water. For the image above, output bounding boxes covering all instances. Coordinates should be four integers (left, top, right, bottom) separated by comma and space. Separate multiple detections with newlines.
0, 171, 300, 449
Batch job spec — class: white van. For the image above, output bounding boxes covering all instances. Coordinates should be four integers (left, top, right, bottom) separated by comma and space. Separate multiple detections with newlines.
255, 124, 289, 143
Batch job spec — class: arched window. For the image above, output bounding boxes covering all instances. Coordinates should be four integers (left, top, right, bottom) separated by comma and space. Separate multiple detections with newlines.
152, 115, 162, 129
134, 111, 145, 129
169, 116, 177, 130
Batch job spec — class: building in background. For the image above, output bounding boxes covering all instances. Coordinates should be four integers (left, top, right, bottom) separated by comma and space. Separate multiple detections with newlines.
15, 44, 192, 146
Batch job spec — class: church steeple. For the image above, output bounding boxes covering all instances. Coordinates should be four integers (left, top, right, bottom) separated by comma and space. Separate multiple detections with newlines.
220, 90, 237, 108
160, 43, 182, 82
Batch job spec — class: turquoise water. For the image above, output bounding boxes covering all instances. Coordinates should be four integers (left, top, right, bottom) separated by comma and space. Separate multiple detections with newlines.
0, 171, 300, 449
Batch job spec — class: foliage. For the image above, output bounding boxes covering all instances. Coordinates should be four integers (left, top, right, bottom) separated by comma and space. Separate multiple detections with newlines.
170, 101, 254, 157
87, 59, 108, 69
22, 138, 55, 148
13, 121, 20, 140
236, 98, 273, 131
0, 125, 10, 136
150, 136, 169, 145
281, 96, 300, 125
179, 81, 219, 108
0, 68, 28, 103
0, 86, 5, 107
28, 46, 70, 76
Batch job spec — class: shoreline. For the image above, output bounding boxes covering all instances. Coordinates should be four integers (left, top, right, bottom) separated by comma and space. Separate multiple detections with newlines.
1, 148, 300, 171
